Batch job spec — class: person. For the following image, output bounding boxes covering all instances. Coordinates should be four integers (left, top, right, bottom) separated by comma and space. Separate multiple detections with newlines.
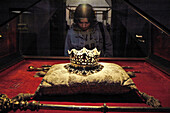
64, 4, 113, 57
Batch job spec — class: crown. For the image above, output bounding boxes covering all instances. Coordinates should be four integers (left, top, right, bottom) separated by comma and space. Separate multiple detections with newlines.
68, 47, 100, 67
65, 47, 103, 75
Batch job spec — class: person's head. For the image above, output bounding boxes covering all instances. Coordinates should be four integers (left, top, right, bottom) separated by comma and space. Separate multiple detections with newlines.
74, 4, 96, 31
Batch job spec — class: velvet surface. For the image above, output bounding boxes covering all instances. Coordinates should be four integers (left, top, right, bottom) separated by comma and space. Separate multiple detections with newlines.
0, 59, 169, 113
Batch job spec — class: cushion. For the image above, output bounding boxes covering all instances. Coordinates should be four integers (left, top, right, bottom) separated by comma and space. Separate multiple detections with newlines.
35, 62, 137, 96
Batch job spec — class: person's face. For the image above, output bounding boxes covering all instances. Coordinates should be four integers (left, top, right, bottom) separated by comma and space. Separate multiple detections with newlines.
78, 18, 90, 31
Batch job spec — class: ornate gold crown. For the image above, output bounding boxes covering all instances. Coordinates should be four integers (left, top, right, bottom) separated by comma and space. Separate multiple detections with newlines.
64, 47, 103, 76
68, 47, 100, 67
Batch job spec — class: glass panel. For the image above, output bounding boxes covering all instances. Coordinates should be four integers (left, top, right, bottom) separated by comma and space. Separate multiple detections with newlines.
0, 0, 169, 59
0, 0, 40, 26
152, 25, 170, 61
0, 18, 18, 58
17, 0, 66, 56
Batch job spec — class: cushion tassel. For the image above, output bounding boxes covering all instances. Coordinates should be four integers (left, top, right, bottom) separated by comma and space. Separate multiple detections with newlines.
138, 91, 162, 107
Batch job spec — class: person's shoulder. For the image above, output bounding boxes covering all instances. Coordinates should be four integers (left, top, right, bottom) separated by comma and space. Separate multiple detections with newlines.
66, 27, 77, 37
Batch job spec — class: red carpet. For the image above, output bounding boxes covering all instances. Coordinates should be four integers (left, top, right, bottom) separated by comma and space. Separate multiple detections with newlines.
0, 59, 169, 113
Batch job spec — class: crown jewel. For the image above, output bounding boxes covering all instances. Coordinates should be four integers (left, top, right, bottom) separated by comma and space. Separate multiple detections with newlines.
68, 47, 100, 67
64, 47, 103, 76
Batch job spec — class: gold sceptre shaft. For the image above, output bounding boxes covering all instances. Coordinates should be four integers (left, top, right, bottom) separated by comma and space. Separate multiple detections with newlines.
1, 94, 170, 113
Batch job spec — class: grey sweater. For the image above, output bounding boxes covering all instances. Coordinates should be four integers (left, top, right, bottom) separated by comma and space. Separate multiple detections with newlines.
64, 22, 113, 57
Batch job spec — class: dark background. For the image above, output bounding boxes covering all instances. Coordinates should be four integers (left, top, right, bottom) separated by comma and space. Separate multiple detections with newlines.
0, 0, 169, 57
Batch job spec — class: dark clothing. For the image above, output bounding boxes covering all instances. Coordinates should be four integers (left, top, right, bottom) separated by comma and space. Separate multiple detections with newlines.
64, 22, 113, 57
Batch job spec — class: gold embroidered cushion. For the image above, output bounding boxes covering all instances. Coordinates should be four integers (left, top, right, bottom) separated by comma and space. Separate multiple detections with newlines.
35, 62, 137, 96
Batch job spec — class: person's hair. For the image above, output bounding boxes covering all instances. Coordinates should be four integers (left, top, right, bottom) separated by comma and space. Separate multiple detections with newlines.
74, 4, 96, 26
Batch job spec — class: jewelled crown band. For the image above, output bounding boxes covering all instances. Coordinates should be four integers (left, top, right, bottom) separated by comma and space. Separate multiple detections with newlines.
68, 47, 100, 67
64, 47, 103, 76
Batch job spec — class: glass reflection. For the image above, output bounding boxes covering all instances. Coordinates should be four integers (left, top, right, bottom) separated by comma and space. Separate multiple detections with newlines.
0, 0, 169, 59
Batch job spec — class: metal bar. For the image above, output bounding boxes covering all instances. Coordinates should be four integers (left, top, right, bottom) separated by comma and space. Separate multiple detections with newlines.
39, 103, 170, 112
39, 104, 102, 111
107, 106, 170, 112
1, 94, 170, 112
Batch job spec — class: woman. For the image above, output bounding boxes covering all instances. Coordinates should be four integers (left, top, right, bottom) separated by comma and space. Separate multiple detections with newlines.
64, 4, 113, 57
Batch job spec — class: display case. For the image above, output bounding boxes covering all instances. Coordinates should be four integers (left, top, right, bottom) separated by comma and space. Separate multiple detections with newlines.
0, 0, 169, 112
